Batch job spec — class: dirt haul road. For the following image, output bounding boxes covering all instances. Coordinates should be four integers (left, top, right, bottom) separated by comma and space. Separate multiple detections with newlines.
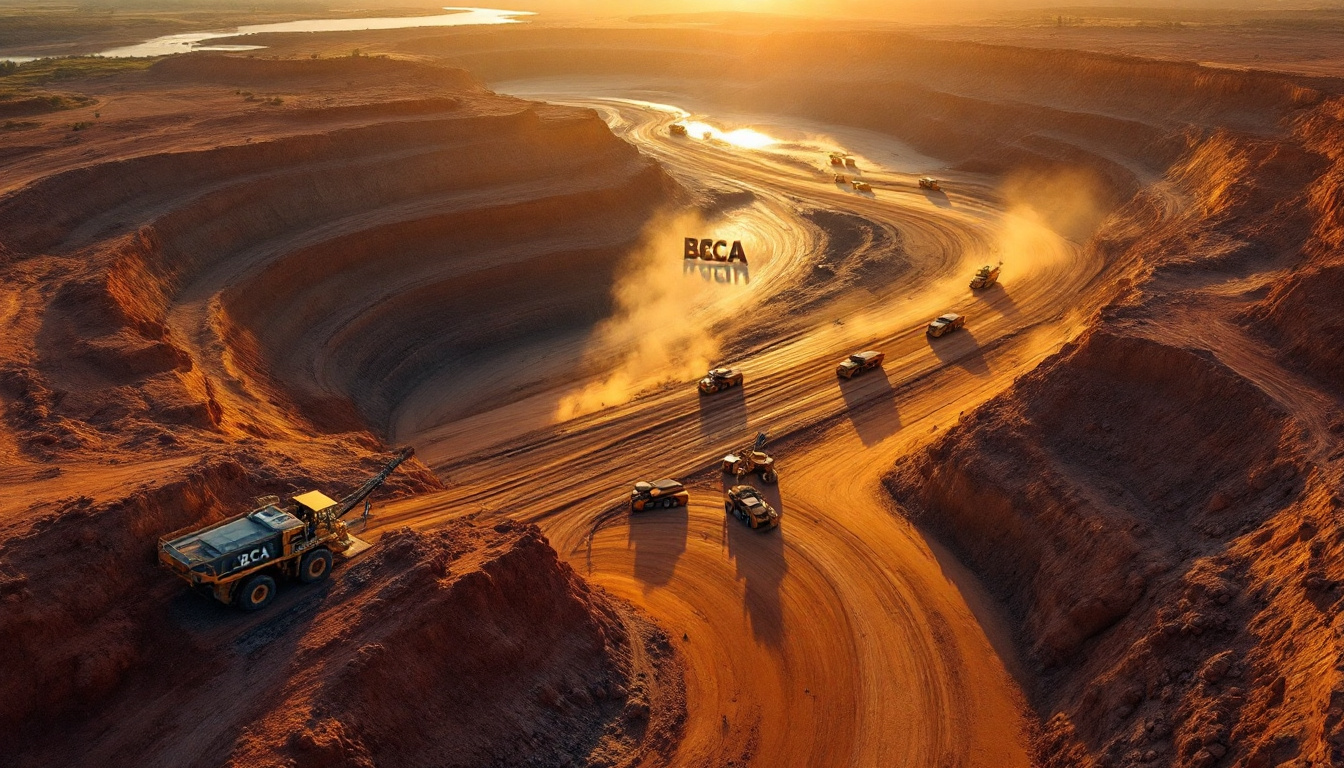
375, 94, 1135, 766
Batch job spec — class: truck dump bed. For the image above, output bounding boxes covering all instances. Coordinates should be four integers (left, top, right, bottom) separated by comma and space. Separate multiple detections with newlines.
162, 506, 305, 578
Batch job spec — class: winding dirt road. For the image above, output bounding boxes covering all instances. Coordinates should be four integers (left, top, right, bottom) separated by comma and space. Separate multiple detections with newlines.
374, 92, 1116, 766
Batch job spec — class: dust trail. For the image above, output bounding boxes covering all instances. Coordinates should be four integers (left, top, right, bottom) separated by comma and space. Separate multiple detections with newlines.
1000, 166, 1110, 242
554, 211, 752, 421
995, 166, 1111, 278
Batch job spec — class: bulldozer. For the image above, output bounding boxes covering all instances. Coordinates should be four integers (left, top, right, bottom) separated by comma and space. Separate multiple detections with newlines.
669, 123, 688, 136
158, 448, 413, 611
970, 262, 1002, 290
721, 431, 777, 484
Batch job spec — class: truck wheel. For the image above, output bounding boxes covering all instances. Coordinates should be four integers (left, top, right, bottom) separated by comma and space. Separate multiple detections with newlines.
300, 548, 333, 584
236, 574, 276, 611
725, 501, 733, 514
762, 470, 778, 484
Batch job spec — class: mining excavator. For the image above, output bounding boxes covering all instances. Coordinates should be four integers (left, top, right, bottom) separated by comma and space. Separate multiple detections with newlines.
158, 447, 414, 611
722, 431, 778, 484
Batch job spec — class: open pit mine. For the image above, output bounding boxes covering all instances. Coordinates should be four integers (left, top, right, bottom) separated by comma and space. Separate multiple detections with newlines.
3, 4, 1344, 767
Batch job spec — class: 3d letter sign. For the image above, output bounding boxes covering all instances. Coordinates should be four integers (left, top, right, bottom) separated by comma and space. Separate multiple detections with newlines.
684, 237, 748, 264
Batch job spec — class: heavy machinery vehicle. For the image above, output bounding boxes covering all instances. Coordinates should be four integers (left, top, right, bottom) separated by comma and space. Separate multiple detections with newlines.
844, 156, 857, 168
927, 313, 966, 337
970, 262, 1002, 289
837, 350, 885, 379
722, 431, 777, 484
669, 123, 688, 136
829, 152, 845, 166
852, 179, 872, 192
698, 367, 744, 395
834, 173, 847, 183
630, 479, 690, 512
919, 177, 941, 191
158, 448, 413, 611
725, 485, 779, 530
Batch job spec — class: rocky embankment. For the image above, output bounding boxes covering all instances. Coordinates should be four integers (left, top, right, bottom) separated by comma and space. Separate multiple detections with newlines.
887, 86, 1344, 766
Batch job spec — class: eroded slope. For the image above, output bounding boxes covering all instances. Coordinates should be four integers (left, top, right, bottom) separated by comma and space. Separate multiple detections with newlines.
0, 54, 685, 765
887, 93, 1344, 766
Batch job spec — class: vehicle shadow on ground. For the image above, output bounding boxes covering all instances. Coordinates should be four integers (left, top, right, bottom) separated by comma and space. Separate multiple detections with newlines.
722, 481, 787, 648
627, 504, 689, 588
922, 189, 952, 208
167, 574, 329, 653
978, 283, 1021, 318
838, 367, 901, 446
697, 384, 748, 439
928, 328, 991, 376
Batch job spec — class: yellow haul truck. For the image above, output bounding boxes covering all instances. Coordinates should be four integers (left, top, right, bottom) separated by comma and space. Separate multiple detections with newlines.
158, 448, 413, 610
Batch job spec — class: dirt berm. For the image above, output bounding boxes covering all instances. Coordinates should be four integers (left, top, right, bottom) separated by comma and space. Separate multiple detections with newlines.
8, 511, 682, 768
888, 92, 1344, 766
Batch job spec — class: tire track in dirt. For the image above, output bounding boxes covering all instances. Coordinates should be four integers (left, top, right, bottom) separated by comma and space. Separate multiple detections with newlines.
374, 96, 1116, 765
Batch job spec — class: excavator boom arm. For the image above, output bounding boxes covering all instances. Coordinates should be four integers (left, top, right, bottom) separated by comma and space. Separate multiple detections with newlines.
334, 447, 414, 519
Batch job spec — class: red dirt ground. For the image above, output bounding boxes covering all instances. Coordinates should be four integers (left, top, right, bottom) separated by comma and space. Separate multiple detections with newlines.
6, 14, 1344, 767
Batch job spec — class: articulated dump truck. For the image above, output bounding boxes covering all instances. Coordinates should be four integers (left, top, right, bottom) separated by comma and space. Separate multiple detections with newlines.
158, 447, 413, 611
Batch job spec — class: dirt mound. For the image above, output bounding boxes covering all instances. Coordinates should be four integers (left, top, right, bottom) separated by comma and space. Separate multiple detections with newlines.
5, 509, 681, 767
0, 445, 438, 743
1243, 97, 1344, 397
227, 521, 683, 768
886, 93, 1344, 766
889, 329, 1302, 664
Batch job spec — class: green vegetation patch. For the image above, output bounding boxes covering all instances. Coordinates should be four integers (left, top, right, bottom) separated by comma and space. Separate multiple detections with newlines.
0, 55, 158, 87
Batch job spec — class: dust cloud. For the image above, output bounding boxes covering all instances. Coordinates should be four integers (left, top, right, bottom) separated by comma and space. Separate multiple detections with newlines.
994, 166, 1112, 277
554, 211, 751, 421
1000, 166, 1111, 242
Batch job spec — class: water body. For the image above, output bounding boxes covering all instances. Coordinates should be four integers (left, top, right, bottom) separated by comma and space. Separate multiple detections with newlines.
1, 7, 533, 62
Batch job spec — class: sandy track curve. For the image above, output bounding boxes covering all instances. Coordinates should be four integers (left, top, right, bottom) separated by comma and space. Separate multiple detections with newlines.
370, 92, 1121, 766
